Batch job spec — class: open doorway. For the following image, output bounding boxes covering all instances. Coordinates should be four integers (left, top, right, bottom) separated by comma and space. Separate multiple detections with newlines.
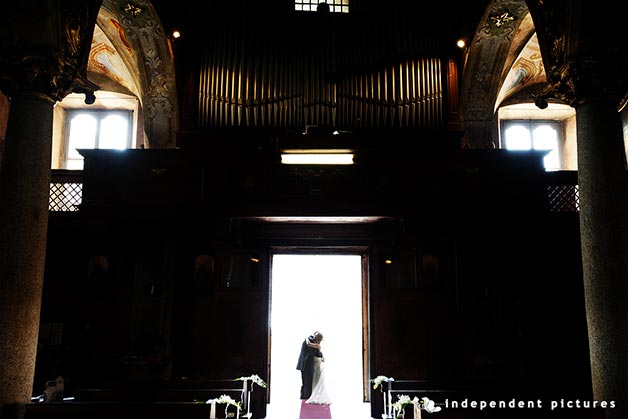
267, 252, 370, 418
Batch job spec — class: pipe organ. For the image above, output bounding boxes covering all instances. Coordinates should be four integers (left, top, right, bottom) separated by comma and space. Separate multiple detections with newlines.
195, 17, 451, 130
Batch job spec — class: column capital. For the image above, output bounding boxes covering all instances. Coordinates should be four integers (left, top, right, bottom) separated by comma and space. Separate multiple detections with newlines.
0, 51, 99, 104
0, 0, 102, 103
533, 55, 628, 109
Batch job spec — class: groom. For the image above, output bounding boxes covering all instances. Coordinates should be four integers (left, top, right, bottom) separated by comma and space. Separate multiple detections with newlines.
296, 331, 322, 399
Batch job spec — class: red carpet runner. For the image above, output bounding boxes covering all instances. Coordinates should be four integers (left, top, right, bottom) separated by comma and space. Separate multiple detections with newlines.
299, 400, 332, 419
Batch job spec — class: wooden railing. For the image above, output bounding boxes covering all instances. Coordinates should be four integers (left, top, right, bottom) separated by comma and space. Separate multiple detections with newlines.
49, 166, 580, 215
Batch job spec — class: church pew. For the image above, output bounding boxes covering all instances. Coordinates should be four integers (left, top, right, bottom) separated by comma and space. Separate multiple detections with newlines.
377, 380, 606, 419
26, 379, 267, 419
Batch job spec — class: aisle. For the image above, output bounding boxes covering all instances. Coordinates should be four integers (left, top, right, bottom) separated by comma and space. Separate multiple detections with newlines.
299, 401, 332, 419
265, 400, 371, 419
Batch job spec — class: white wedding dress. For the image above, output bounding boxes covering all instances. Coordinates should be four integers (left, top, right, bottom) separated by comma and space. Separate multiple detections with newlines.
306, 356, 332, 404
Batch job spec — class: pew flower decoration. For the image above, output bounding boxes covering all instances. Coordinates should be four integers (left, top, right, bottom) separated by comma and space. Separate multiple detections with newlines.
206, 394, 242, 419
235, 374, 267, 388
391, 395, 413, 418
391, 395, 443, 418
371, 375, 395, 418
419, 397, 442, 413
371, 375, 394, 390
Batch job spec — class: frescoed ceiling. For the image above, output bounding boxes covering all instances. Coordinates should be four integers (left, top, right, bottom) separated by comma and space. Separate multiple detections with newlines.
495, 32, 546, 109
89, 24, 139, 97
84, 0, 179, 148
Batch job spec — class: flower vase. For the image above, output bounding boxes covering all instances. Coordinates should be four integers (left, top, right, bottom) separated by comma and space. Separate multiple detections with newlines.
223, 406, 240, 419
245, 381, 252, 418
393, 408, 405, 419
381, 389, 389, 419
224, 405, 240, 419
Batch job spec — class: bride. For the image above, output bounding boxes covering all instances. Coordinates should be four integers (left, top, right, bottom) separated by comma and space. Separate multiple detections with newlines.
306, 335, 332, 405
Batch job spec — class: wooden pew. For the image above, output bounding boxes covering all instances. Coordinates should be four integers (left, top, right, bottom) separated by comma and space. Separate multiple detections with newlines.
375, 380, 606, 419
26, 379, 267, 419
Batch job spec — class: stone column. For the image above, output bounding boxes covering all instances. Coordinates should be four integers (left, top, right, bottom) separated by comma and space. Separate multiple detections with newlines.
576, 99, 628, 419
542, 67, 628, 419
0, 2, 102, 417
0, 93, 55, 419
527, 1, 628, 413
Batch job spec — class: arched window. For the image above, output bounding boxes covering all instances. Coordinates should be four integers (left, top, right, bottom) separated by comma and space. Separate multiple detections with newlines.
502, 120, 561, 171
498, 103, 576, 171
65, 110, 132, 169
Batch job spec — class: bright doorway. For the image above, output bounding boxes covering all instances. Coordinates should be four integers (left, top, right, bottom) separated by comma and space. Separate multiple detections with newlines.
267, 253, 369, 418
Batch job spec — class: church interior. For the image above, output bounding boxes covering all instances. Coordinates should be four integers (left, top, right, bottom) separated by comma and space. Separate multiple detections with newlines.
1, 1, 628, 418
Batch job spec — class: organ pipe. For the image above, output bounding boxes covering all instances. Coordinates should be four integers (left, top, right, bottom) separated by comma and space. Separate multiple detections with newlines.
196, 25, 446, 130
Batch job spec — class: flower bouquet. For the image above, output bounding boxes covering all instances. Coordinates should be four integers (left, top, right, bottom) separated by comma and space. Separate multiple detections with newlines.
206, 394, 242, 419
370, 375, 395, 418
392, 395, 443, 418
235, 374, 267, 418
391, 394, 413, 419
235, 374, 267, 388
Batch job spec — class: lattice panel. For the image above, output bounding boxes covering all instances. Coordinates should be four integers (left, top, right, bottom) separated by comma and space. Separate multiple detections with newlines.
47, 180, 581, 213
49, 182, 83, 212
547, 184, 579, 212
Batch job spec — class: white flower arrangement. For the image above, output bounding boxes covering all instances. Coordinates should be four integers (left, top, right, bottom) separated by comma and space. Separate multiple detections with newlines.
206, 394, 242, 419
391, 394, 413, 418
419, 397, 442, 413
391, 394, 442, 418
370, 377, 442, 419
235, 374, 267, 388
371, 375, 395, 390
371, 375, 395, 418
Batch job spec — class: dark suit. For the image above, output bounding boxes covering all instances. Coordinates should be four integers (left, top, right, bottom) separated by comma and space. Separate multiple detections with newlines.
296, 335, 321, 399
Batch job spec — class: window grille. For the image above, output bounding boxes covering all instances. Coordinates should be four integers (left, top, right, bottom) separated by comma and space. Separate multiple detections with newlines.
295, 0, 349, 13
49, 182, 83, 212
547, 184, 579, 212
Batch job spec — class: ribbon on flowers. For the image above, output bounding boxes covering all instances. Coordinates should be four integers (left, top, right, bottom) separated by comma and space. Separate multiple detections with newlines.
412, 397, 422, 419
209, 400, 216, 419
242, 380, 249, 416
